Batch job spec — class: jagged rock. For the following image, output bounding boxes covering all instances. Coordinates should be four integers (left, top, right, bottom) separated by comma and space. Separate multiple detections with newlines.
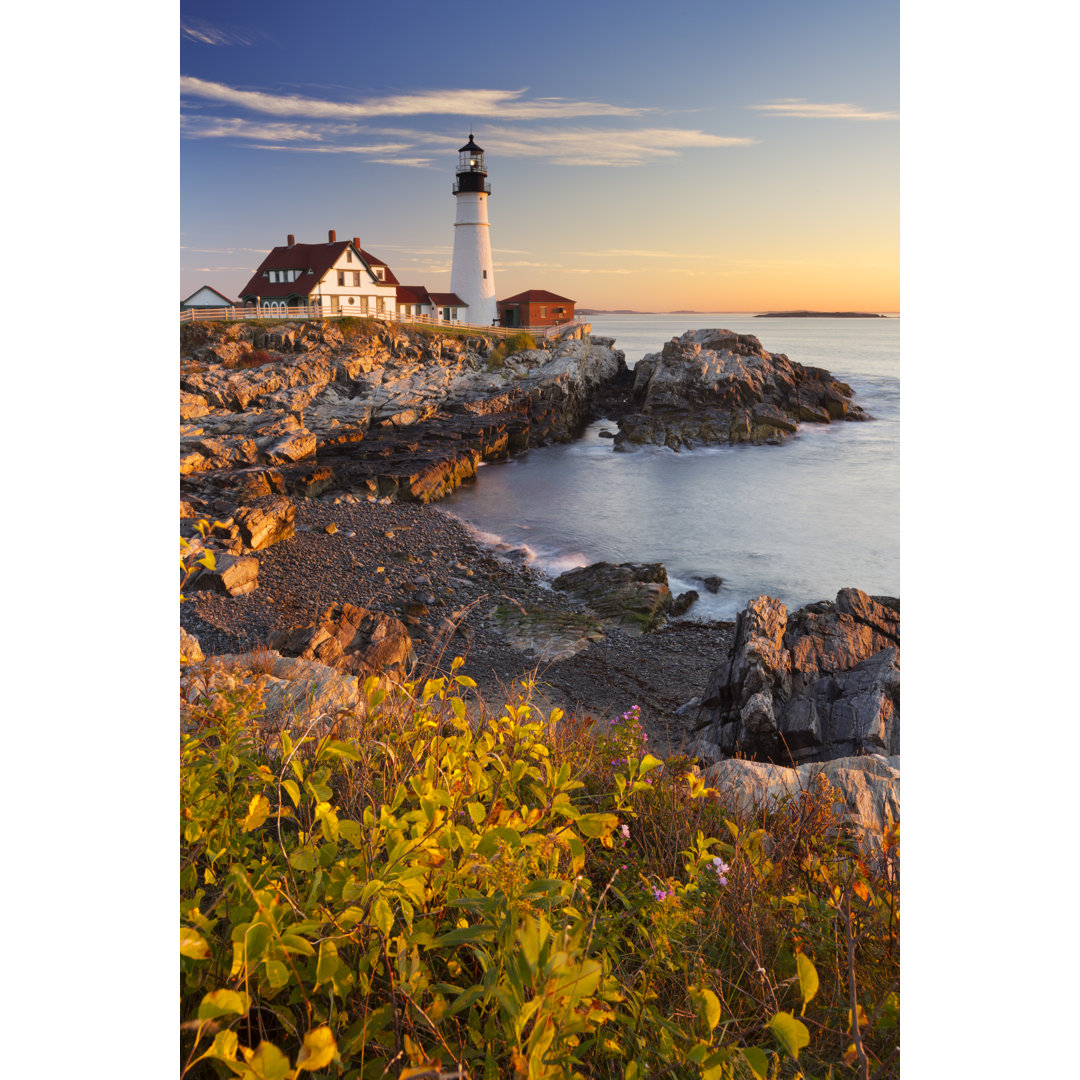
672, 590, 699, 616
700, 754, 899, 853
180, 627, 204, 665
269, 602, 413, 678
180, 391, 210, 421
613, 328, 869, 450
234, 497, 296, 551
702, 576, 723, 593
181, 321, 628, 506
689, 589, 899, 764
553, 562, 673, 634
187, 553, 260, 597
180, 651, 364, 733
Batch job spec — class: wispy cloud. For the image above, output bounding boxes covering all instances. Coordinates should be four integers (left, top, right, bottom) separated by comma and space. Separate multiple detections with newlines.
747, 98, 898, 121
181, 115, 347, 142
560, 266, 714, 276
180, 78, 647, 119
249, 142, 420, 157
368, 158, 437, 168
407, 125, 755, 166
180, 20, 258, 47
179, 81, 754, 166
563, 249, 715, 259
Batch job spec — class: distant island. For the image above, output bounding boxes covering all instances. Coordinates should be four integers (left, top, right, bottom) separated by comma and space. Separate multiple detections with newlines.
754, 310, 891, 319
577, 308, 657, 315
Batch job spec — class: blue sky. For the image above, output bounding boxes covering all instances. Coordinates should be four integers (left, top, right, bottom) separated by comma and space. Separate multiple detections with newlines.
181, 0, 899, 310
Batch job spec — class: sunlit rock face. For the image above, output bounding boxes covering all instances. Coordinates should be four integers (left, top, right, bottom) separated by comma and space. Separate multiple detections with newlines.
180, 321, 627, 513
613, 328, 870, 451
688, 588, 899, 765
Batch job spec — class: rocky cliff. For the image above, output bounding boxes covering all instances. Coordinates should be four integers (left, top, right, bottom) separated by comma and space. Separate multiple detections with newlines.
687, 589, 899, 765
614, 328, 869, 451
180, 319, 627, 514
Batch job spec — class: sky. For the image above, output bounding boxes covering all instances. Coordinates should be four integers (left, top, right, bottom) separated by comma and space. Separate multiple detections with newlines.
180, 0, 899, 312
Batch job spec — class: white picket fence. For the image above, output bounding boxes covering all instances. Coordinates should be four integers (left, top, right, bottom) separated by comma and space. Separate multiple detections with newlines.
179, 305, 587, 341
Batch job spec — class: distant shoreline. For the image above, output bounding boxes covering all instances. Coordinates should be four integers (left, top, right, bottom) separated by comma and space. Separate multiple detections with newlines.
754, 311, 890, 319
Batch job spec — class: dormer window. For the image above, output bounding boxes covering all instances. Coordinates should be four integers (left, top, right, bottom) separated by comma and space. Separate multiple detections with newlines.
374, 267, 385, 280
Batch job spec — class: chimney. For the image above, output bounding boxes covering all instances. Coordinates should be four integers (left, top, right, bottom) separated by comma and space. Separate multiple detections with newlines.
287, 233, 295, 247
328, 229, 336, 243
353, 237, 361, 251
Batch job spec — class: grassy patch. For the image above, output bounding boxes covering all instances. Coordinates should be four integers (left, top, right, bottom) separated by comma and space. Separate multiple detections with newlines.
180, 661, 899, 1078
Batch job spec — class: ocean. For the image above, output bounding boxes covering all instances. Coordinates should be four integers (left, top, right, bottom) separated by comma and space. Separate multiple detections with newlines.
439, 313, 899, 621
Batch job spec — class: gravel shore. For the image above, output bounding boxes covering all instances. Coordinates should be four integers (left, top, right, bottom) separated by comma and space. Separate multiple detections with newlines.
181, 497, 733, 757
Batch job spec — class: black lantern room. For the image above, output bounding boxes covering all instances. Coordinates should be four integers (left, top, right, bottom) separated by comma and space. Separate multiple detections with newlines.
453, 134, 491, 195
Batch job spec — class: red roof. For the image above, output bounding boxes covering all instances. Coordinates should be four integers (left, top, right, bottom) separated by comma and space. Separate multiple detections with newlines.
238, 240, 398, 300
498, 289, 575, 305
396, 286, 467, 308
396, 284, 432, 306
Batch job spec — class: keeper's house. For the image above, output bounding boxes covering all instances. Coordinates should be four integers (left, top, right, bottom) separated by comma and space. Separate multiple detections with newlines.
181, 285, 237, 310
497, 289, 576, 328
238, 230, 399, 317
395, 284, 469, 324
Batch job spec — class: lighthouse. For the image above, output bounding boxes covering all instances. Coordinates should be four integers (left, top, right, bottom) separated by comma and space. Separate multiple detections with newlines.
450, 134, 497, 326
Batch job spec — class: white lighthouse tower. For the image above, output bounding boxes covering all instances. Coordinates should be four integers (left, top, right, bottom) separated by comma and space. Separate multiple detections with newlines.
450, 134, 497, 326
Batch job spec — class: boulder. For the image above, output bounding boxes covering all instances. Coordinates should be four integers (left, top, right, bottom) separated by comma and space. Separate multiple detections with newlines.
180, 627, 204, 665
700, 754, 899, 854
613, 328, 870, 450
671, 590, 699, 617
552, 561, 673, 634
186, 552, 260, 597
269, 602, 413, 678
235, 497, 296, 551
180, 651, 364, 734
490, 602, 605, 661
688, 589, 899, 763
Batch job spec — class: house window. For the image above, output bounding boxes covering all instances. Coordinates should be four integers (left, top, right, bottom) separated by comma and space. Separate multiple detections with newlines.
360, 297, 369, 313
483, 270, 487, 279
348, 296, 355, 304
353, 272, 361, 286
376, 297, 385, 313
346, 249, 352, 262
375, 267, 384, 280
540, 307, 547, 318
337, 270, 345, 286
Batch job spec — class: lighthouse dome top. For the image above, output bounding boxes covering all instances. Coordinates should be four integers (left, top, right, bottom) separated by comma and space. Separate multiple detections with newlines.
458, 133, 484, 154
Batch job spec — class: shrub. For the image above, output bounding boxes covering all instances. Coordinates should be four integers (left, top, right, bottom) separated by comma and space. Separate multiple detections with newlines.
180, 664, 899, 1079
504, 331, 537, 355
337, 316, 381, 342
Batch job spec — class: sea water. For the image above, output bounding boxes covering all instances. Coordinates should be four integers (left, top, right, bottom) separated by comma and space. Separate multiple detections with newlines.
440, 313, 899, 621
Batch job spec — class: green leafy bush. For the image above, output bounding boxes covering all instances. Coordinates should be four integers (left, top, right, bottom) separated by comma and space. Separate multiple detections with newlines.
180, 664, 899, 1079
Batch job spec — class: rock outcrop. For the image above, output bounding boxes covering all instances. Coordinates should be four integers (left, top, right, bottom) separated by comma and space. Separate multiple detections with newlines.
688, 589, 899, 764
700, 754, 899, 854
614, 328, 869, 451
180, 651, 364, 734
268, 602, 413, 679
552, 562, 674, 634
180, 320, 627, 510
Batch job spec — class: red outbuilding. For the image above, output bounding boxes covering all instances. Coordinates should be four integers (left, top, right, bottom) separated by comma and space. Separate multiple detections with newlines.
496, 289, 576, 328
